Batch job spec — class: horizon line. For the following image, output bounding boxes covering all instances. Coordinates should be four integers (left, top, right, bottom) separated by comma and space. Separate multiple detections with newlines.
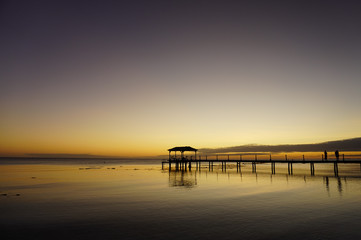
1, 137, 361, 158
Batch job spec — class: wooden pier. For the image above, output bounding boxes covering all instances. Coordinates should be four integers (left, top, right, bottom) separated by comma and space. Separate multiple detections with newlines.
162, 158, 361, 176
163, 146, 361, 176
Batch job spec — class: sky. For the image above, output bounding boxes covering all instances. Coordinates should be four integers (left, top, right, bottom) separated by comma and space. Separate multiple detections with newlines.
1, 0, 361, 157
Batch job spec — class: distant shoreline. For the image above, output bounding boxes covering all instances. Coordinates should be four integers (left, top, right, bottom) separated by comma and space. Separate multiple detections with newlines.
0, 157, 164, 160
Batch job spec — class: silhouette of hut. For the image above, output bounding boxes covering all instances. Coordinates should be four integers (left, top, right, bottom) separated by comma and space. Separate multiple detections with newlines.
168, 146, 198, 161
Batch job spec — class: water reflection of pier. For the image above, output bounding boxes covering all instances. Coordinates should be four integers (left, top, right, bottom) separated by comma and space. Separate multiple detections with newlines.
168, 170, 197, 188
323, 176, 346, 195
166, 168, 350, 195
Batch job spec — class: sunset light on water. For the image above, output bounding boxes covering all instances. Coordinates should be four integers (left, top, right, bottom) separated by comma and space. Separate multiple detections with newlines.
2, 160, 361, 239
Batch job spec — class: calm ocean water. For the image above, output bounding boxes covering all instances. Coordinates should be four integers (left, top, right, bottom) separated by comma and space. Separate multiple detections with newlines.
1, 159, 361, 240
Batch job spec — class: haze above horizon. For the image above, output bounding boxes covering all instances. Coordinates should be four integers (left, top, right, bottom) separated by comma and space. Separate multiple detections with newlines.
1, 1, 361, 157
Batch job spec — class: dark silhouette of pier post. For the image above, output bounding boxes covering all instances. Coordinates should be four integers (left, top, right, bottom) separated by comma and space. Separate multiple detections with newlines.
252, 162, 257, 172
310, 163, 315, 175
271, 162, 276, 174
334, 162, 339, 176
288, 162, 293, 175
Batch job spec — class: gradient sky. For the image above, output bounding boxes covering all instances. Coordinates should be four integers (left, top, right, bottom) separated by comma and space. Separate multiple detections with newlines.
1, 0, 361, 157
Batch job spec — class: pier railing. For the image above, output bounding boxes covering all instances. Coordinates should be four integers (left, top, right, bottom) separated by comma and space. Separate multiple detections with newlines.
163, 153, 361, 176
168, 153, 360, 162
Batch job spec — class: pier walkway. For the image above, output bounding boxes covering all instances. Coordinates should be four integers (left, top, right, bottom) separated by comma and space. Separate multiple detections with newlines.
164, 146, 361, 176
162, 158, 361, 176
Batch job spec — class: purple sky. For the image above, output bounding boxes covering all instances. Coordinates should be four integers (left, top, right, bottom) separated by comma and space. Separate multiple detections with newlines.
1, 0, 361, 156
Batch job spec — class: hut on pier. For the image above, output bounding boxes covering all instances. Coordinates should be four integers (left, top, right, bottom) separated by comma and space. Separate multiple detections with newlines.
168, 146, 198, 161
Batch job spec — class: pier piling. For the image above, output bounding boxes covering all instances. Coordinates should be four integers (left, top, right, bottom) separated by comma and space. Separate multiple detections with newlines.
310, 163, 315, 175
271, 162, 276, 174
252, 162, 257, 172
288, 162, 293, 175
334, 162, 339, 176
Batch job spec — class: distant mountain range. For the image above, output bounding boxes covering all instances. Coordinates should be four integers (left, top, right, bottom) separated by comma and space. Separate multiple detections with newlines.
199, 137, 361, 154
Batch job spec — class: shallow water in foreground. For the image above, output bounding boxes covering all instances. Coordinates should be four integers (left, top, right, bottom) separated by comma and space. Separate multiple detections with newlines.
1, 159, 361, 240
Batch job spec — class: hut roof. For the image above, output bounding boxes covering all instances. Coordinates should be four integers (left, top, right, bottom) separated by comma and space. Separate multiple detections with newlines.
168, 146, 198, 152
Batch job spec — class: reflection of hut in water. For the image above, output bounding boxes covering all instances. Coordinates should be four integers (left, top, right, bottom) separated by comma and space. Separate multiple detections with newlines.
169, 170, 197, 188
